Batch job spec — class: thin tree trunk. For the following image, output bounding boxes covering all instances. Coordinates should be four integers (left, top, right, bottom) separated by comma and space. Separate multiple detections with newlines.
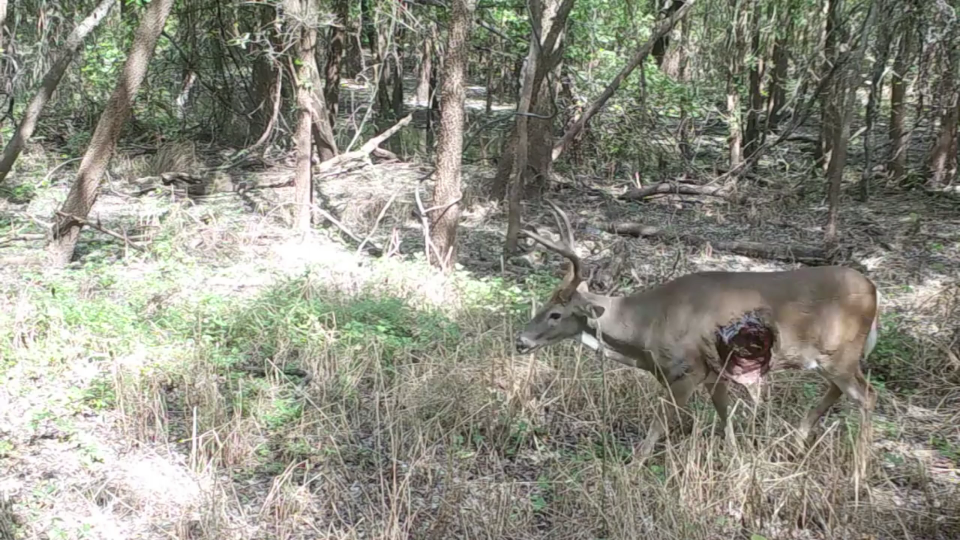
818, 0, 842, 171
416, 34, 433, 106
889, 5, 915, 181
0, 0, 117, 184
428, 0, 477, 270
49, 0, 174, 266
524, 0, 569, 196
767, 15, 790, 128
288, 0, 316, 232
551, 0, 694, 161
503, 0, 576, 253
0, 0, 7, 57
324, 0, 348, 127
725, 0, 745, 170
861, 7, 893, 201
928, 34, 960, 188
743, 0, 763, 158
825, 1, 873, 247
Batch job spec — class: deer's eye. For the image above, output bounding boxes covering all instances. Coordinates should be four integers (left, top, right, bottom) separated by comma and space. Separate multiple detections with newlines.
548, 312, 562, 321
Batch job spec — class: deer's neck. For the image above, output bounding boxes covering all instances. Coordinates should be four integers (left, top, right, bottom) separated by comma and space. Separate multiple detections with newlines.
578, 293, 650, 355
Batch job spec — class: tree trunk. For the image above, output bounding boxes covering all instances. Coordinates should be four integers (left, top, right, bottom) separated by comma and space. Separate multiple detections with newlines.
250, 4, 280, 139
0, 0, 7, 57
416, 33, 433, 106
324, 0, 348, 127
889, 3, 917, 181
288, 0, 317, 232
766, 9, 791, 129
0, 0, 117, 184
818, 0, 843, 171
523, 0, 569, 196
49, 0, 173, 266
428, 0, 477, 270
725, 0, 744, 170
743, 0, 763, 158
503, 0, 576, 253
861, 8, 893, 201
551, 0, 694, 161
928, 34, 960, 188
825, 1, 873, 247
289, 0, 338, 163
493, 0, 574, 199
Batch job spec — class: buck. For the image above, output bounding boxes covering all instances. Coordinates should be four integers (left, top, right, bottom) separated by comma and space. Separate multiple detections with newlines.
515, 201, 879, 458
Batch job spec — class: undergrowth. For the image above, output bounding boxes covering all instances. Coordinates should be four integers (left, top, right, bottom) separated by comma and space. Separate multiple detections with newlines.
1, 243, 958, 539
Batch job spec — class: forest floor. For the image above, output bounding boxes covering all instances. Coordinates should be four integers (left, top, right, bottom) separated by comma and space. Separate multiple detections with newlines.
1, 83, 959, 540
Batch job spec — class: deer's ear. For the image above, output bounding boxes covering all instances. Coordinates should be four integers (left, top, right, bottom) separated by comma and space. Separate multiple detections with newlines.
573, 298, 605, 319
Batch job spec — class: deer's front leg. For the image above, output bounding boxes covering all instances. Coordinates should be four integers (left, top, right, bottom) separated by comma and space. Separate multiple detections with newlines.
636, 374, 700, 459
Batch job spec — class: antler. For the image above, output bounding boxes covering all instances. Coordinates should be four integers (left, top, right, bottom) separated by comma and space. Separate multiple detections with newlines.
519, 200, 584, 302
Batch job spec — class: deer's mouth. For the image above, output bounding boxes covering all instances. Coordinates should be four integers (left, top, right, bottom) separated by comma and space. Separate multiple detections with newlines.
515, 335, 543, 355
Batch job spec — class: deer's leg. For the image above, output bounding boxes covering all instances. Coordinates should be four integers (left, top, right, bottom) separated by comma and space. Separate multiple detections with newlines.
799, 382, 843, 443
704, 372, 730, 431
799, 345, 876, 443
637, 374, 700, 458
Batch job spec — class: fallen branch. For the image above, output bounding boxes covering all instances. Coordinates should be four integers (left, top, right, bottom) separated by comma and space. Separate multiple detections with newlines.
315, 114, 412, 173
55, 211, 145, 251
601, 221, 830, 265
620, 182, 732, 201
0, 233, 47, 247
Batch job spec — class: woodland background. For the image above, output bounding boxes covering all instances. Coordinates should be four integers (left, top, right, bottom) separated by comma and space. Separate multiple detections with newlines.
0, 0, 958, 538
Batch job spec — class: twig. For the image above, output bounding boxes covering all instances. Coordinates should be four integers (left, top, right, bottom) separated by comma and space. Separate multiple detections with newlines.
0, 233, 46, 247
357, 191, 399, 256
414, 181, 443, 264
312, 204, 383, 256
55, 211, 145, 251
43, 157, 83, 185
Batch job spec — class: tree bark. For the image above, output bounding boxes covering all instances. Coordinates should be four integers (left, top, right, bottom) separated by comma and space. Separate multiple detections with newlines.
743, 0, 764, 158
524, 0, 568, 195
551, 0, 695, 162
818, 0, 843, 171
766, 10, 791, 128
492, 0, 574, 199
825, 1, 873, 247
49, 0, 173, 266
416, 33, 433, 106
0, 0, 117, 184
725, 0, 745, 170
927, 35, 960, 188
861, 6, 893, 201
288, 0, 316, 232
324, 0, 349, 127
428, 0, 477, 270
889, 3, 916, 181
503, 0, 576, 254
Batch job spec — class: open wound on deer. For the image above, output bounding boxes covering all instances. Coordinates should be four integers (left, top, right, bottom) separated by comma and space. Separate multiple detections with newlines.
714, 310, 776, 387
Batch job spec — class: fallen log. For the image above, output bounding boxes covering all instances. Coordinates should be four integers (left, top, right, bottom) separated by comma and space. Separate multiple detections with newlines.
620, 182, 732, 201
315, 114, 412, 173
601, 221, 831, 265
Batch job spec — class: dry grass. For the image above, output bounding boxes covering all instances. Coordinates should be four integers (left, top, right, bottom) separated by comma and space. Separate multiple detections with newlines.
1, 142, 958, 540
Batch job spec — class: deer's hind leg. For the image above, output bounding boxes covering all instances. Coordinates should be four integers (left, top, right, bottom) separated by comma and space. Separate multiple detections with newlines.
798, 343, 876, 444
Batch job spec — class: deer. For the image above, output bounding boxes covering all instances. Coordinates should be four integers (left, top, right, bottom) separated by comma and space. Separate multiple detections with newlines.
514, 200, 880, 459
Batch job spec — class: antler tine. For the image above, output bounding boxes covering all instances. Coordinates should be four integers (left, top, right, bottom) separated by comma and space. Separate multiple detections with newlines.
519, 200, 584, 301
545, 199, 576, 248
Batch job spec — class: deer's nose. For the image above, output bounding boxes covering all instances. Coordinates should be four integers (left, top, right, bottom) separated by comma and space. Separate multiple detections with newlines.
515, 335, 534, 353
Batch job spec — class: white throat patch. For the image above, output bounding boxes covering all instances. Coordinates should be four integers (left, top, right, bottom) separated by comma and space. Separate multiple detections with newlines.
579, 332, 601, 351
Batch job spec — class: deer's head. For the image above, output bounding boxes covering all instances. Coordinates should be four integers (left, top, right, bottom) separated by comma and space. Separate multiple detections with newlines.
515, 201, 607, 354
